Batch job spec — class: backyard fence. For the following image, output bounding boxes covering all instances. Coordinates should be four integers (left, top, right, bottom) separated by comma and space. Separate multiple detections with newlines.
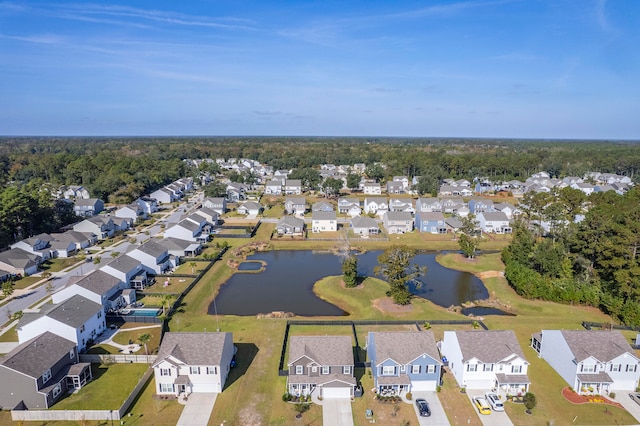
80, 354, 157, 364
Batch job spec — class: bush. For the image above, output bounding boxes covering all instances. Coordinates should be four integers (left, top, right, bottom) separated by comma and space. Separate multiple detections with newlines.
524, 392, 537, 411
282, 393, 291, 402
609, 392, 616, 399
405, 392, 412, 400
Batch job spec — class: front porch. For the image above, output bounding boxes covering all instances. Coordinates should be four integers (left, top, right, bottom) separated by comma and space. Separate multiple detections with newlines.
577, 373, 613, 395
374, 375, 411, 397
495, 373, 530, 396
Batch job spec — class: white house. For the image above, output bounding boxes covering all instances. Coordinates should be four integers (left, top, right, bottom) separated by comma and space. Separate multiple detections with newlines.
101, 255, 148, 290
52, 269, 127, 309
363, 197, 388, 218
476, 211, 512, 234
338, 198, 362, 217
17, 294, 105, 352
164, 219, 208, 243
73, 216, 115, 240
151, 188, 177, 204
441, 330, 530, 396
128, 240, 173, 275
153, 332, 235, 395
363, 182, 382, 195
312, 211, 337, 233
532, 330, 640, 395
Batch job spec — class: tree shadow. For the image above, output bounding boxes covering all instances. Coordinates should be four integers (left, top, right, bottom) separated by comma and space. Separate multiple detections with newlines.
224, 342, 258, 390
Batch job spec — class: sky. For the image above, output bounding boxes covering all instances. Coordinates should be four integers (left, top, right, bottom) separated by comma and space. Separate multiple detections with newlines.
0, 0, 639, 139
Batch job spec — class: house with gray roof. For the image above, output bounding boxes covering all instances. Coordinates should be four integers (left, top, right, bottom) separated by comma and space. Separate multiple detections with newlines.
284, 197, 306, 216
73, 216, 115, 240
350, 216, 379, 236
161, 237, 202, 257
163, 218, 209, 243
101, 254, 148, 290
338, 197, 362, 217
476, 211, 512, 234
0, 248, 41, 276
237, 201, 262, 216
52, 270, 126, 309
275, 216, 305, 236
264, 180, 283, 195
17, 295, 106, 352
287, 335, 356, 398
128, 240, 174, 275
50, 230, 97, 251
382, 211, 413, 234
284, 179, 302, 195
73, 198, 104, 217
367, 331, 442, 395
532, 330, 640, 395
311, 211, 337, 233
0, 332, 91, 409
441, 330, 530, 396
10, 234, 55, 260
153, 332, 235, 395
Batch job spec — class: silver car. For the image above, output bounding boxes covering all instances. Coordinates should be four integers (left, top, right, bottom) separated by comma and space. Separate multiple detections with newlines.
630, 393, 640, 406
485, 392, 505, 411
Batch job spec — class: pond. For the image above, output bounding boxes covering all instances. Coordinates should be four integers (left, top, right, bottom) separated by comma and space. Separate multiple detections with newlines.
209, 250, 488, 316
237, 261, 263, 271
460, 306, 515, 317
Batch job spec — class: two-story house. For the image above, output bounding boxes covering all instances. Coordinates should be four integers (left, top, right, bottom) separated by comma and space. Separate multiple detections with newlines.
287, 335, 356, 399
115, 203, 146, 223
128, 240, 174, 275
264, 180, 283, 195
363, 197, 388, 218
73, 198, 104, 217
0, 332, 92, 409
284, 197, 306, 216
163, 219, 208, 243
17, 294, 106, 352
415, 212, 448, 234
338, 198, 362, 217
153, 332, 235, 395
383, 211, 413, 234
202, 197, 227, 215
73, 216, 115, 240
101, 254, 148, 290
284, 179, 302, 195
275, 216, 305, 236
136, 196, 158, 214
363, 182, 382, 195
415, 198, 442, 213
367, 331, 442, 395
441, 330, 530, 396
476, 212, 512, 234
312, 211, 337, 233
388, 198, 414, 214
52, 269, 130, 310
0, 248, 42, 276
10, 234, 54, 260
350, 216, 379, 235
532, 330, 640, 395
151, 188, 177, 204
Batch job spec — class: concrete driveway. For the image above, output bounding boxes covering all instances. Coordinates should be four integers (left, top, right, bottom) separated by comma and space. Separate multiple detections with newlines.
322, 398, 354, 426
412, 391, 450, 425
466, 391, 513, 426
176, 392, 218, 426
613, 392, 640, 423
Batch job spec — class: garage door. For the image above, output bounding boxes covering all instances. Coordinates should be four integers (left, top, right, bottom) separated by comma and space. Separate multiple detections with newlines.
411, 381, 436, 391
465, 379, 494, 390
322, 387, 351, 399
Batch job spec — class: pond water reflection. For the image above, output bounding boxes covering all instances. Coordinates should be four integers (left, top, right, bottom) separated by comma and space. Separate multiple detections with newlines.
209, 250, 488, 316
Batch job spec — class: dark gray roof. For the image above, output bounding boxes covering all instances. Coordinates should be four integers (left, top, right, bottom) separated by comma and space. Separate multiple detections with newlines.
312, 211, 336, 221
0, 248, 39, 268
45, 294, 102, 328
560, 330, 636, 363
104, 255, 140, 274
75, 198, 102, 207
385, 211, 412, 221
456, 330, 527, 364
480, 211, 510, 221
135, 240, 168, 258
370, 331, 441, 365
285, 197, 306, 205
276, 216, 305, 228
76, 270, 122, 294
0, 332, 75, 379
161, 237, 196, 251
351, 216, 378, 228
418, 212, 445, 221
153, 332, 231, 366
288, 335, 353, 366
285, 179, 302, 186
174, 219, 200, 232
240, 201, 262, 210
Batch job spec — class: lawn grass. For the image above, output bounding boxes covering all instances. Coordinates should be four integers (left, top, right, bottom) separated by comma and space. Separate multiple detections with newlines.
173, 260, 208, 275
11, 275, 42, 289
125, 377, 183, 426
53, 363, 149, 410
439, 373, 482, 425
41, 257, 80, 273
143, 276, 195, 294
111, 324, 162, 354
0, 324, 18, 343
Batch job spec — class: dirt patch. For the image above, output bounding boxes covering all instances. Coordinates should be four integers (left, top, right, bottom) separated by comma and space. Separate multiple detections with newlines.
238, 400, 264, 426
373, 297, 413, 314
339, 280, 364, 290
561, 387, 624, 409
477, 270, 504, 279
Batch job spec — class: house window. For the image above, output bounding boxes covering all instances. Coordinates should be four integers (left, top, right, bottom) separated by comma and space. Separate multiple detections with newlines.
97, 311, 102, 318
343, 366, 351, 375
627, 364, 638, 372
483, 364, 494, 372
312, 366, 318, 373
296, 365, 304, 375
611, 364, 621, 372
206, 367, 217, 375
42, 369, 52, 384
189, 367, 200, 375
160, 369, 172, 376
411, 365, 421, 374
382, 366, 395, 375
69, 349, 75, 359
53, 383, 62, 398
511, 365, 523, 374
159, 383, 174, 393
80, 325, 85, 333
322, 366, 329, 375
580, 364, 596, 373
467, 364, 477, 372
427, 365, 436, 374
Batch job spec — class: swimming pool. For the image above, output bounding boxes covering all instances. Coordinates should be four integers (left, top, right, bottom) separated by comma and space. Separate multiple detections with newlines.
120, 308, 161, 317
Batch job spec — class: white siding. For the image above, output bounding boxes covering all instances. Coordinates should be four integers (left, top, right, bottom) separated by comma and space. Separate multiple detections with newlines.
441, 331, 465, 388
539, 330, 580, 389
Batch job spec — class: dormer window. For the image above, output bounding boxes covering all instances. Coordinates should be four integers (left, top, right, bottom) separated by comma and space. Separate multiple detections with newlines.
295, 365, 304, 374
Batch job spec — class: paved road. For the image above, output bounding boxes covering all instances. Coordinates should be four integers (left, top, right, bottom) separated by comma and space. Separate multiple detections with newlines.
322, 398, 354, 426
412, 391, 450, 425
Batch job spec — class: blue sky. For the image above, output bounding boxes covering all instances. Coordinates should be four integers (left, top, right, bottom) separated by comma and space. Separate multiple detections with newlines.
1, 0, 639, 138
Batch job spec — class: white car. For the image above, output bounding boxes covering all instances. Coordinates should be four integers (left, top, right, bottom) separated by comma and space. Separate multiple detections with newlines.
485, 392, 504, 411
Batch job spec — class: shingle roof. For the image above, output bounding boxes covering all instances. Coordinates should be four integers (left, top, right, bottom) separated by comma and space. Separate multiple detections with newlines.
385, 211, 412, 221
0, 332, 75, 379
45, 294, 103, 328
153, 332, 231, 367
76, 270, 122, 294
370, 331, 441, 365
312, 211, 336, 221
418, 212, 445, 221
560, 330, 635, 363
351, 216, 378, 228
135, 240, 168, 258
104, 255, 140, 274
456, 330, 527, 364
288, 336, 353, 366
480, 211, 510, 221
277, 216, 305, 228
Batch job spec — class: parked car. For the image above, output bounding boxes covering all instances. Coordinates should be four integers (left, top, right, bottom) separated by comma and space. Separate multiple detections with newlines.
485, 393, 504, 411
630, 393, 640, 406
415, 398, 431, 417
473, 396, 491, 415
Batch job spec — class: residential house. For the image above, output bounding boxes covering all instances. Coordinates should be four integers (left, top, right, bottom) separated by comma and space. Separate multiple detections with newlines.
115, 203, 146, 223
415, 212, 448, 234
284, 179, 303, 195
367, 331, 442, 394
73, 216, 115, 240
476, 212, 512, 234
493, 203, 520, 220
363, 197, 389, 218
153, 332, 235, 395
363, 182, 382, 195
165, 183, 184, 200
237, 201, 262, 216
226, 183, 247, 202
532, 330, 640, 395
415, 197, 442, 213
48, 239, 77, 258
350, 216, 379, 235
111, 216, 132, 232
441, 330, 530, 396
162, 238, 202, 258
287, 335, 356, 398
151, 188, 177, 204
163, 219, 208, 243
440, 197, 466, 214
439, 184, 472, 197
571, 182, 595, 196
284, 197, 307, 216
386, 181, 404, 194
338, 198, 362, 217
312, 211, 337, 233
353, 163, 366, 174
383, 211, 413, 234
52, 270, 127, 310
10, 234, 54, 260
0, 248, 41, 276
202, 197, 227, 215
49, 231, 97, 251
445, 217, 464, 233
136, 196, 158, 214
0, 332, 91, 409
392, 176, 410, 191
275, 216, 305, 236
193, 207, 219, 226
264, 180, 283, 195
312, 201, 334, 212
389, 198, 415, 214
128, 240, 174, 275
63, 185, 91, 200
100, 255, 148, 290
73, 198, 104, 217
17, 294, 106, 352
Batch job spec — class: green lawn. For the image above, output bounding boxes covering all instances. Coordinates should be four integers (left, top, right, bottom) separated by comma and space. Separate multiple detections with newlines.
53, 363, 149, 410
111, 324, 163, 354
41, 257, 80, 273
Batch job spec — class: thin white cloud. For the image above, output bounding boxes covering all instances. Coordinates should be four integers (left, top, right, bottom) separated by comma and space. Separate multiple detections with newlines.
0, 32, 64, 44
594, 0, 610, 31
